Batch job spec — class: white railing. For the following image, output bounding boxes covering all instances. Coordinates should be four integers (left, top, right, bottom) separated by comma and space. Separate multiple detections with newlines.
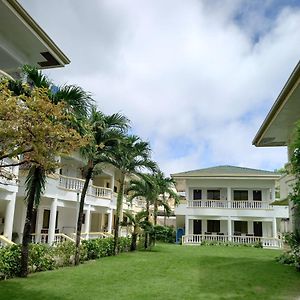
88, 186, 112, 199
73, 232, 113, 240
0, 235, 15, 247
182, 234, 282, 248
231, 201, 271, 209
188, 200, 228, 208
187, 200, 271, 209
58, 175, 113, 200
30, 233, 75, 244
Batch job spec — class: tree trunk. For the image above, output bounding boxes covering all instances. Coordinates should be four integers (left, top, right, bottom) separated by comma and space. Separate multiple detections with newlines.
154, 199, 158, 225
75, 165, 93, 266
113, 172, 125, 255
144, 199, 150, 249
131, 232, 138, 251
20, 166, 41, 277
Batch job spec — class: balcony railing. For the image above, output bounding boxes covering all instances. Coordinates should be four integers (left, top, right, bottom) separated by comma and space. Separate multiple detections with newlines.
187, 200, 271, 209
182, 234, 282, 248
58, 175, 113, 200
30, 233, 75, 244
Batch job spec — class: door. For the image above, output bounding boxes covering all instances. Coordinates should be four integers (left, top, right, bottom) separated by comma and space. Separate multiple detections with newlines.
253, 222, 262, 237
193, 220, 202, 234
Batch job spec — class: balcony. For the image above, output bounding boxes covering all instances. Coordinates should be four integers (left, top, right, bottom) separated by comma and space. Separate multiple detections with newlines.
187, 200, 271, 210
182, 234, 282, 248
58, 175, 113, 200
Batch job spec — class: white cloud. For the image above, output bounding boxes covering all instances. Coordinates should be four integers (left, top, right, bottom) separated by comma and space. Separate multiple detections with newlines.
20, 0, 300, 175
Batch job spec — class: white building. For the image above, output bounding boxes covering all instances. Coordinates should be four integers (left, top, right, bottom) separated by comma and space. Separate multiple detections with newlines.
253, 60, 300, 232
172, 165, 288, 248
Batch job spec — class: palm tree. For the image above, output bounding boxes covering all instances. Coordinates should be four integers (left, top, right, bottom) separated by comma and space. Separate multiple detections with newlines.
127, 175, 157, 249
153, 171, 180, 226
74, 109, 129, 265
103, 135, 157, 255
12, 66, 92, 277
122, 210, 149, 251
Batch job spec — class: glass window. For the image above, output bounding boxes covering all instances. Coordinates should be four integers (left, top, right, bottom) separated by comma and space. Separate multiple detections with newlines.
207, 220, 220, 232
234, 221, 248, 234
193, 189, 202, 200
233, 190, 248, 201
207, 190, 220, 200
253, 190, 262, 201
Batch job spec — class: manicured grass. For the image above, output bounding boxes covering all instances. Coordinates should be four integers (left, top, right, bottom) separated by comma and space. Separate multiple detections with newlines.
0, 244, 299, 300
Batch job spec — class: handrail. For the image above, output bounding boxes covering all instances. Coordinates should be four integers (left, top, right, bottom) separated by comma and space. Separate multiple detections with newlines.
187, 200, 271, 209
182, 234, 282, 248
58, 175, 113, 199
0, 235, 15, 246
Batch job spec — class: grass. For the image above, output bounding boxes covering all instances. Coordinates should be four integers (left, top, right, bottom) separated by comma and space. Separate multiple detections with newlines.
0, 244, 299, 300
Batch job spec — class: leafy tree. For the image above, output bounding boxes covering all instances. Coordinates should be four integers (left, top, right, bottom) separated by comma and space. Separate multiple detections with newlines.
0, 66, 92, 277
127, 175, 157, 249
74, 109, 129, 265
122, 210, 149, 251
103, 135, 157, 255
153, 171, 179, 226
290, 120, 300, 231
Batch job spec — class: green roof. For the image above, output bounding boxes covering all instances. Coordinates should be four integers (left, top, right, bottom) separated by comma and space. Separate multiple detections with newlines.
171, 165, 280, 178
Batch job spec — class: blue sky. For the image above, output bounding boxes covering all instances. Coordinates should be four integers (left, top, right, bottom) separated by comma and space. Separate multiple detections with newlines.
21, 0, 300, 175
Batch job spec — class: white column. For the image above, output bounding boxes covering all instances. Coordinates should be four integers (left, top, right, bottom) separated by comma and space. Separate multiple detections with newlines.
4, 193, 16, 240
227, 187, 231, 208
227, 216, 232, 241
273, 217, 278, 238
107, 209, 113, 233
48, 198, 57, 245
271, 186, 276, 201
36, 208, 44, 242
84, 205, 91, 239
100, 212, 105, 231
185, 215, 189, 235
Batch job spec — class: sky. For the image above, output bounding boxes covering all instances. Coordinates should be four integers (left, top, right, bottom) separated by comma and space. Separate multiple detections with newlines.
20, 0, 300, 176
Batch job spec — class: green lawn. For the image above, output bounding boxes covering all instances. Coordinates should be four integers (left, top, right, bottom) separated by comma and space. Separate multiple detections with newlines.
0, 244, 299, 300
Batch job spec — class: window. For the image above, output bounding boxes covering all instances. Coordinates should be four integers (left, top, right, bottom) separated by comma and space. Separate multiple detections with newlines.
42, 210, 50, 229
193, 189, 202, 200
233, 190, 248, 201
207, 220, 220, 232
207, 190, 220, 200
234, 221, 248, 234
253, 190, 262, 201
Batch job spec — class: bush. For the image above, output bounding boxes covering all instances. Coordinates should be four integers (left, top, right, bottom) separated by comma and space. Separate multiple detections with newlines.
276, 231, 300, 271
153, 225, 175, 243
28, 243, 56, 272
0, 244, 21, 279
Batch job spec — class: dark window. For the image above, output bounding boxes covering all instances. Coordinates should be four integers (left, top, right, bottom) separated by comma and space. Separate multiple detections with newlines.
207, 190, 220, 200
253, 190, 262, 201
82, 214, 85, 225
207, 220, 220, 232
234, 221, 248, 234
114, 186, 117, 193
43, 210, 50, 229
106, 182, 110, 188
193, 189, 202, 200
233, 190, 248, 201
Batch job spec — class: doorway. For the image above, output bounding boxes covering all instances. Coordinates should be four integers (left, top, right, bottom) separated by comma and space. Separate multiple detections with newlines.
193, 220, 202, 234
253, 221, 262, 237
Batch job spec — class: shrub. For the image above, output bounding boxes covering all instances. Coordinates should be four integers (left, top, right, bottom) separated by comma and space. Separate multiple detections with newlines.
0, 244, 21, 279
153, 225, 176, 243
276, 231, 300, 271
28, 243, 56, 272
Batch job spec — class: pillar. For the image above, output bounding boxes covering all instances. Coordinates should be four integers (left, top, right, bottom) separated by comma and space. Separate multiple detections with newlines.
271, 186, 276, 201
185, 215, 189, 235
107, 209, 113, 233
4, 193, 16, 240
48, 198, 57, 245
36, 208, 44, 243
227, 187, 231, 208
85, 205, 91, 239
227, 216, 232, 241
100, 212, 105, 231
273, 217, 278, 238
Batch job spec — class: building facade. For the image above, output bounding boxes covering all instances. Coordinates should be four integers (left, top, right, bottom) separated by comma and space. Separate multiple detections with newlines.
172, 166, 288, 248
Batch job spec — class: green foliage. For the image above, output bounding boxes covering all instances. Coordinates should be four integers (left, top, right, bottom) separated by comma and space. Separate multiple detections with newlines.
276, 231, 300, 271
0, 245, 21, 279
153, 225, 176, 243
28, 243, 56, 272
82, 237, 130, 260
200, 240, 263, 248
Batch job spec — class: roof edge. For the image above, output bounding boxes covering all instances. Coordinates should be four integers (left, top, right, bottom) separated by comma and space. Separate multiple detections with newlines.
252, 60, 300, 146
6, 0, 70, 66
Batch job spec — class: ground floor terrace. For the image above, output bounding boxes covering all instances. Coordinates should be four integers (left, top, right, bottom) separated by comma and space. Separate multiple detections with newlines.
0, 244, 299, 300
177, 215, 284, 248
